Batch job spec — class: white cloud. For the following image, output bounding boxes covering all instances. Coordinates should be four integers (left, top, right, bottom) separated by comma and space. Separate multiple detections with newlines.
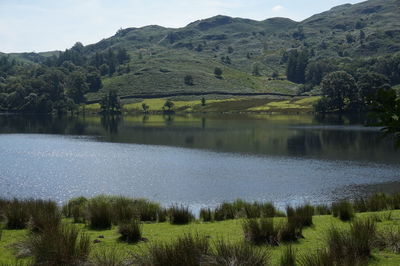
272, 5, 284, 12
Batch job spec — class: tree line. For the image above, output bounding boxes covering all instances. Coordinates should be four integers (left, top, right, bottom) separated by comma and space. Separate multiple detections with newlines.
0, 43, 130, 114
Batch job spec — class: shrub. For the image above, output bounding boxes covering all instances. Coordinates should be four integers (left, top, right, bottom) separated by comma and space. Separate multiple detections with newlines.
214, 202, 235, 221
242, 218, 279, 246
332, 201, 354, 221
87, 196, 112, 229
209, 240, 270, 266
27, 224, 90, 266
132, 199, 160, 222
62, 197, 87, 219
134, 233, 209, 266
168, 205, 194, 225
367, 193, 390, 211
118, 220, 143, 243
200, 208, 214, 222
280, 245, 297, 266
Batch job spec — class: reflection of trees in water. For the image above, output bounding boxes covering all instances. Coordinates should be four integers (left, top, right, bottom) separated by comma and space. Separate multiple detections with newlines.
0, 115, 86, 135
101, 115, 121, 134
163, 114, 174, 125
286, 131, 322, 156
142, 115, 149, 124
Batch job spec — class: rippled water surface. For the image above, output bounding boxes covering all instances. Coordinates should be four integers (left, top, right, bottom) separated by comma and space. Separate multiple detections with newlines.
0, 114, 399, 209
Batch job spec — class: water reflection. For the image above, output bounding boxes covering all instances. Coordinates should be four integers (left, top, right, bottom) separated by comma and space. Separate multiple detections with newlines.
0, 114, 398, 164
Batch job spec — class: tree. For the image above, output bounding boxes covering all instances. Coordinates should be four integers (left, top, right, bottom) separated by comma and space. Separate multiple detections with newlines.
184, 75, 194, 86
163, 100, 174, 111
370, 88, 400, 147
305, 60, 336, 86
228, 46, 234, 54
142, 103, 149, 113
214, 67, 223, 79
286, 50, 309, 83
100, 90, 122, 114
357, 72, 391, 108
201, 97, 206, 106
66, 71, 88, 104
320, 71, 358, 112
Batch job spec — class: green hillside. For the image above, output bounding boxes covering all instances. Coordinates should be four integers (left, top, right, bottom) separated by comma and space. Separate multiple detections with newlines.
1, 0, 400, 113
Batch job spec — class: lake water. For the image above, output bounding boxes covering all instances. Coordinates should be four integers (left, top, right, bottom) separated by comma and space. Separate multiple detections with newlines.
0, 114, 399, 211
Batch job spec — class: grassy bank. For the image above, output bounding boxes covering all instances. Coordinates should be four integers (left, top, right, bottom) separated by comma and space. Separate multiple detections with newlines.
85, 96, 321, 114
1, 194, 400, 265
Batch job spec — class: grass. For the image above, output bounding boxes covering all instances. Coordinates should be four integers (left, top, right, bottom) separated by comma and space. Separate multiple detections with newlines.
1, 211, 400, 265
85, 96, 320, 114
168, 205, 194, 225
118, 220, 143, 243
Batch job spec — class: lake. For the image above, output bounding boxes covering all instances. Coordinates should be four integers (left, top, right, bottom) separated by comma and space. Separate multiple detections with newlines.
0, 114, 399, 211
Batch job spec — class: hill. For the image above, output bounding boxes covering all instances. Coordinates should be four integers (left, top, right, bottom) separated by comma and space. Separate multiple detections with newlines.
0, 0, 400, 113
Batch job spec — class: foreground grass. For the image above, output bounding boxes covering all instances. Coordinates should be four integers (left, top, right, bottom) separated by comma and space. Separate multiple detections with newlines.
1, 210, 400, 265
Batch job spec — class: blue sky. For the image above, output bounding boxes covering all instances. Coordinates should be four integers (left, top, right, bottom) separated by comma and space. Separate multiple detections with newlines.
0, 0, 364, 53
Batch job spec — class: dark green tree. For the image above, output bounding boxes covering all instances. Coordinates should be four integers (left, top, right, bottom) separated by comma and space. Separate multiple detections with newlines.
100, 90, 122, 114
201, 97, 206, 106
357, 72, 391, 108
163, 100, 174, 111
320, 71, 358, 112
66, 71, 89, 104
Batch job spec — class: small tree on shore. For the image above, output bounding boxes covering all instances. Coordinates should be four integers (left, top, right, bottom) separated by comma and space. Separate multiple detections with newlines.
163, 100, 174, 111
201, 97, 206, 106
142, 103, 149, 113
100, 90, 122, 115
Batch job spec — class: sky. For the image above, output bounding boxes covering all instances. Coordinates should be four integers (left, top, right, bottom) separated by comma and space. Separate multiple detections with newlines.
0, 0, 365, 53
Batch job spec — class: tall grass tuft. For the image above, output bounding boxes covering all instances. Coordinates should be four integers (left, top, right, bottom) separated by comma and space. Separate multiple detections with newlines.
118, 220, 143, 243
280, 245, 297, 266
86, 196, 112, 230
4, 199, 30, 229
168, 205, 194, 225
133, 233, 209, 266
242, 218, 279, 246
62, 197, 87, 223
200, 208, 214, 222
299, 248, 332, 266
286, 205, 313, 228
325, 218, 376, 265
376, 226, 400, 254
332, 201, 354, 221
209, 239, 270, 266
28, 200, 61, 233
27, 223, 90, 266
90, 246, 129, 266
314, 205, 331, 215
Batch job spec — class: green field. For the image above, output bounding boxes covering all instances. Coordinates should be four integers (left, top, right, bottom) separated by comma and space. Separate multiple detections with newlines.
1, 210, 400, 265
85, 96, 321, 114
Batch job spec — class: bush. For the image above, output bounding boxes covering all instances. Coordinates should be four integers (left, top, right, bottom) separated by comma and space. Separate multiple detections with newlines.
27, 224, 90, 266
118, 220, 143, 243
213, 200, 278, 221
209, 240, 270, 266
280, 245, 297, 266
242, 218, 279, 246
157, 208, 168, 223
87, 196, 112, 229
200, 208, 214, 222
134, 233, 209, 266
367, 193, 390, 212
168, 205, 194, 225
332, 201, 354, 221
